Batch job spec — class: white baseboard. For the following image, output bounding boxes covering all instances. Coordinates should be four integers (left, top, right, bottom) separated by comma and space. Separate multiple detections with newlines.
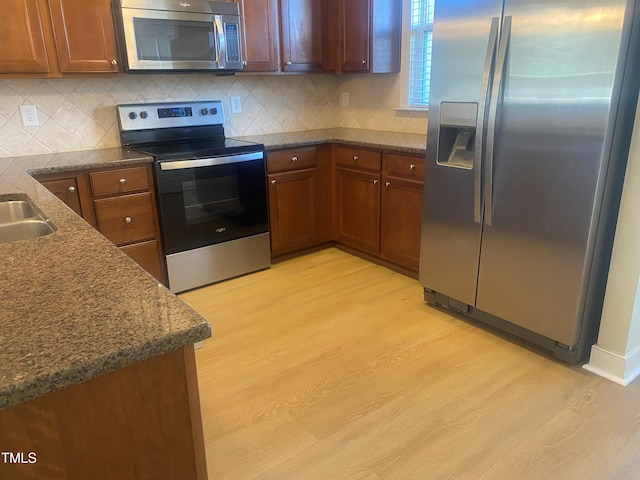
583, 344, 640, 386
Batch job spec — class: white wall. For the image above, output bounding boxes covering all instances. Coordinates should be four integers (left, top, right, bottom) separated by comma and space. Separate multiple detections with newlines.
585, 98, 640, 385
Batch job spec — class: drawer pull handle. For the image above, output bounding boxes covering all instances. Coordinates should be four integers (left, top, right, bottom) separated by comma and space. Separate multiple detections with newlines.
119, 178, 126, 184
68, 186, 76, 193
291, 156, 298, 162
125, 216, 132, 224
410, 164, 416, 170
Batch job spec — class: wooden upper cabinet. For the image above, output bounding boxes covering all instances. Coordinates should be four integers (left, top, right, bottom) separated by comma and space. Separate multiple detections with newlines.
336, 0, 401, 74
339, 0, 370, 72
280, 0, 332, 73
0, 0, 50, 73
236, 0, 280, 72
47, 0, 120, 73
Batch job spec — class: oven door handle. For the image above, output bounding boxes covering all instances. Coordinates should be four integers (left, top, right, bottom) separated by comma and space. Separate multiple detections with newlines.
159, 152, 264, 170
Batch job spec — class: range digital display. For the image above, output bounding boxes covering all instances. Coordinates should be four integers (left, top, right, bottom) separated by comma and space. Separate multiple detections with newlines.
158, 107, 193, 118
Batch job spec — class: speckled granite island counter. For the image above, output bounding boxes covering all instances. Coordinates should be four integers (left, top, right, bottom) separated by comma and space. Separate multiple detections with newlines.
0, 148, 210, 480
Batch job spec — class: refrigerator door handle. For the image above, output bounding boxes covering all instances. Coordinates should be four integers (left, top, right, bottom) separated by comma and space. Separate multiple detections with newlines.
485, 15, 512, 227
474, 16, 501, 224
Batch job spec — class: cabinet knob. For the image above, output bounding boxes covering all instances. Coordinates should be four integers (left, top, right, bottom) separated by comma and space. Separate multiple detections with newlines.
68, 186, 76, 193
353, 156, 359, 161
111, 59, 118, 66
242, 60, 247, 66
385, 181, 391, 187
362, 60, 367, 65
291, 156, 298, 162
119, 178, 126, 184
271, 180, 277, 184
410, 164, 416, 170
286, 61, 292, 66
125, 216, 132, 224
373, 180, 378, 185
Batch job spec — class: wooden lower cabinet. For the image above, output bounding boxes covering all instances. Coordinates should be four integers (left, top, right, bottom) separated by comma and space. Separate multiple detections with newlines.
335, 167, 381, 254
269, 169, 321, 254
0, 346, 207, 480
37, 177, 84, 218
380, 175, 423, 271
36, 164, 165, 283
119, 239, 163, 281
266, 146, 331, 256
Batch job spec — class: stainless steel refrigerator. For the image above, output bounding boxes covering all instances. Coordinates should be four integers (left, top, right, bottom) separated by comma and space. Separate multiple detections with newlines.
419, 0, 640, 363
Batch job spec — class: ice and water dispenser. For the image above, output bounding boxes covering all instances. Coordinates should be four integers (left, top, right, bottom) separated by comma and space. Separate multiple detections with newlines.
437, 102, 478, 169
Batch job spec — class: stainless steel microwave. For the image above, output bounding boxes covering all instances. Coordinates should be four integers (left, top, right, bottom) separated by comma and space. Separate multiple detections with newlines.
114, 0, 243, 72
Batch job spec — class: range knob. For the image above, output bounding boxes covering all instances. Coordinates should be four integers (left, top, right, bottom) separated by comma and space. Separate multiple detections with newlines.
140, 111, 148, 119
211, 107, 218, 115
128, 111, 137, 120
201, 108, 209, 115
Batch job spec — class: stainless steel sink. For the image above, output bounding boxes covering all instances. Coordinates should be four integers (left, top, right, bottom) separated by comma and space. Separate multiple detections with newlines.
0, 196, 56, 244
0, 200, 39, 223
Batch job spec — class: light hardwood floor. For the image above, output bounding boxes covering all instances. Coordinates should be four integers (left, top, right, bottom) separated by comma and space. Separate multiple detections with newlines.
180, 248, 640, 480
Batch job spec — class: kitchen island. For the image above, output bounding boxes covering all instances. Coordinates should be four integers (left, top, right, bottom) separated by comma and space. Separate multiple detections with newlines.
0, 148, 211, 479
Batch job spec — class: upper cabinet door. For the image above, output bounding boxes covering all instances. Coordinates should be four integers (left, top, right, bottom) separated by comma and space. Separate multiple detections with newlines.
47, 0, 120, 73
236, 0, 280, 72
339, 0, 370, 72
0, 0, 50, 73
280, 0, 332, 73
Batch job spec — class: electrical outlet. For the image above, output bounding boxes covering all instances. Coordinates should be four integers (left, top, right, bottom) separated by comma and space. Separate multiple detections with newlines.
20, 105, 39, 127
341, 92, 350, 107
231, 96, 242, 114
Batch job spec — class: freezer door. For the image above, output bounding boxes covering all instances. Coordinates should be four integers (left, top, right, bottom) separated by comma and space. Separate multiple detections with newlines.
419, 0, 503, 306
475, 0, 628, 345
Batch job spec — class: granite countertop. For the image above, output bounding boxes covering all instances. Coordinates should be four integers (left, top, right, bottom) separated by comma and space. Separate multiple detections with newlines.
239, 128, 427, 155
0, 128, 424, 411
0, 148, 211, 410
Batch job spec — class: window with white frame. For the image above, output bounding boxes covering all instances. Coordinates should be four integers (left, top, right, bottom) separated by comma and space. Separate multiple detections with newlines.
408, 0, 435, 108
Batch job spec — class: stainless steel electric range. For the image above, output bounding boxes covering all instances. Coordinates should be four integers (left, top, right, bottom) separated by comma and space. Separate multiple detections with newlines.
117, 100, 270, 293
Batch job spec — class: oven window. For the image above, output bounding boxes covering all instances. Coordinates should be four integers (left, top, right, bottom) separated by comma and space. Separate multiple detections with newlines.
133, 18, 215, 61
156, 159, 268, 255
182, 175, 243, 226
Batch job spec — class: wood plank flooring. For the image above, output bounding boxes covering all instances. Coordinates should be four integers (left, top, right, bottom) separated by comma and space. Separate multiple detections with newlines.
179, 248, 640, 480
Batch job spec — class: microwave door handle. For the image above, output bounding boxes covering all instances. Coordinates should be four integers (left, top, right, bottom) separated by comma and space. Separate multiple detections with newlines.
214, 16, 224, 66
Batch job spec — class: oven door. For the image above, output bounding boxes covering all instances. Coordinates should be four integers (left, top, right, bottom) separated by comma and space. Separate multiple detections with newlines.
120, 8, 220, 71
155, 152, 268, 255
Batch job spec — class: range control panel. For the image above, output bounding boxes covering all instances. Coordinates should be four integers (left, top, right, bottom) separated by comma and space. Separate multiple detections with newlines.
117, 101, 225, 131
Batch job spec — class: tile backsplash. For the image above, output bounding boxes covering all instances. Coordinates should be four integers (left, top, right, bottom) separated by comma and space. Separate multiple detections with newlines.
0, 73, 427, 159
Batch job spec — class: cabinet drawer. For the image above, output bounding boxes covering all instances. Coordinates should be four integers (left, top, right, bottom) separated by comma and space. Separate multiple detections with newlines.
267, 147, 317, 173
89, 166, 150, 196
94, 192, 156, 246
384, 153, 425, 180
120, 239, 163, 282
335, 146, 381, 172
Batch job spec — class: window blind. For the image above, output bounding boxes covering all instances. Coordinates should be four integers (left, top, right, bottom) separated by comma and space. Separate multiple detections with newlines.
408, 0, 435, 107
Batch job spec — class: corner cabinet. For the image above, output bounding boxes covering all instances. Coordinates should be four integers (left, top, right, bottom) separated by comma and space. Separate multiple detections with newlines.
235, 0, 280, 72
267, 145, 332, 256
0, 0, 120, 76
35, 164, 165, 283
280, 0, 333, 73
